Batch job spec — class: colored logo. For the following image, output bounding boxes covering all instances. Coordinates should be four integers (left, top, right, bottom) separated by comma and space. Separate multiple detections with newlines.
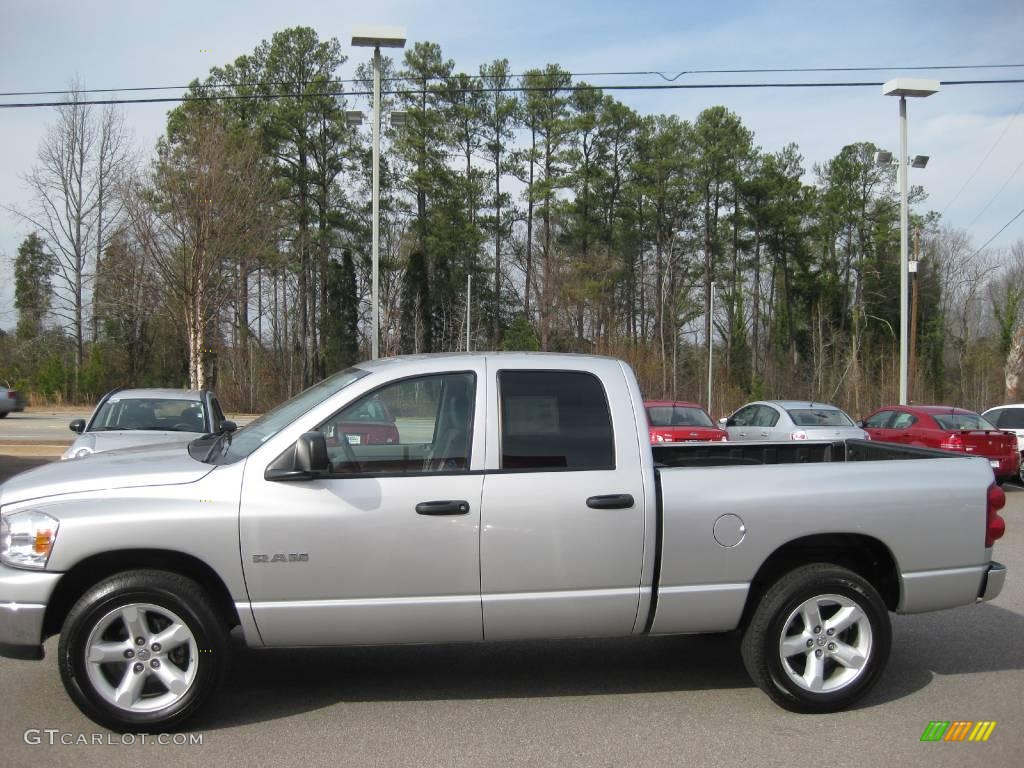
920, 721, 996, 742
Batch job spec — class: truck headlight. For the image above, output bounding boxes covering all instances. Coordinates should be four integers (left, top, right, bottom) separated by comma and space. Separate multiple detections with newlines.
0, 510, 60, 569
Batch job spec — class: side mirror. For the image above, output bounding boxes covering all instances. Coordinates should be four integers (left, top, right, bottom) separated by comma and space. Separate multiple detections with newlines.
295, 431, 329, 474
717, 417, 728, 428
265, 432, 329, 481
219, 420, 237, 434
69, 419, 86, 434
856, 420, 865, 429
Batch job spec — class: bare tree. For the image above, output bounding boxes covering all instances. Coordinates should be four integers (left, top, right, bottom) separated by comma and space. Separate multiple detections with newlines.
125, 118, 276, 388
9, 83, 129, 396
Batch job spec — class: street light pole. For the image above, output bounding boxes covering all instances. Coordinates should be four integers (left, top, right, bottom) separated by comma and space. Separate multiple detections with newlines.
882, 78, 938, 405
898, 94, 909, 404
352, 25, 406, 360
371, 45, 381, 359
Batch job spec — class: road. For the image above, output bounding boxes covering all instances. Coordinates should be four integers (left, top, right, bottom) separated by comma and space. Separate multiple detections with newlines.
0, 452, 1021, 768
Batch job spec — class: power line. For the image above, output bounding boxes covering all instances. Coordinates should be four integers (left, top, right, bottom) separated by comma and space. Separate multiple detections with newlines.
940, 97, 1024, 216
3, 62, 1024, 98
2, 78, 1023, 109
969, 204, 1024, 258
964, 152, 1024, 230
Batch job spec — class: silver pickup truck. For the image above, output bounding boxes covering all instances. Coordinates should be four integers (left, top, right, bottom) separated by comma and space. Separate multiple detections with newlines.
0, 353, 1008, 731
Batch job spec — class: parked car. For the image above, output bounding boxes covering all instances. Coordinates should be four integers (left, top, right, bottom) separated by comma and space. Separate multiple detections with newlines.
980, 404, 1024, 484
323, 394, 400, 448
0, 382, 26, 418
861, 405, 1020, 485
719, 400, 868, 442
644, 400, 728, 443
62, 388, 234, 460
0, 354, 1007, 729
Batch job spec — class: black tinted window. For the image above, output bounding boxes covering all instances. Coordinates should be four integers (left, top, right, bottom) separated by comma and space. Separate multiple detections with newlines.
993, 409, 1024, 429
499, 370, 614, 470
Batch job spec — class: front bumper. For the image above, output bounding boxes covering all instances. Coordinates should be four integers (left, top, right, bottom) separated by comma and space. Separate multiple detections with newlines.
0, 564, 62, 660
979, 561, 1007, 602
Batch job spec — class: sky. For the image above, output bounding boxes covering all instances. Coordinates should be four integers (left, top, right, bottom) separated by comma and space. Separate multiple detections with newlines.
2, 0, 1023, 330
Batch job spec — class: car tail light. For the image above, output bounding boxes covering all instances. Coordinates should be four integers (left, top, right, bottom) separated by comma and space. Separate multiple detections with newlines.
5, 390, 15, 400
790, 430, 808, 440
940, 433, 963, 450
986, 483, 1006, 548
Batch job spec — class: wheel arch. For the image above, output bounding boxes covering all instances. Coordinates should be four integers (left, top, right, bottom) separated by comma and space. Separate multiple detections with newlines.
43, 549, 241, 640
740, 533, 901, 628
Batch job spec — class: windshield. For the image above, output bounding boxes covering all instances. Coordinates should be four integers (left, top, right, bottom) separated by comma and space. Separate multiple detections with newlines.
933, 412, 995, 431
192, 367, 369, 464
786, 408, 855, 427
91, 397, 205, 432
646, 405, 714, 428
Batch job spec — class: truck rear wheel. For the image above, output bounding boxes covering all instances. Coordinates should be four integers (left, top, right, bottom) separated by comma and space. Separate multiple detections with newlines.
58, 570, 230, 732
740, 563, 891, 713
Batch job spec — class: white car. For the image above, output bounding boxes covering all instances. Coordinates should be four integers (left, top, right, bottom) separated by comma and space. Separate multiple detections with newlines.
719, 400, 868, 442
63, 388, 234, 460
981, 404, 1024, 484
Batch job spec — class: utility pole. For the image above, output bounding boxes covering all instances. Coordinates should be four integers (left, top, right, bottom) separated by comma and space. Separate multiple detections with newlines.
465, 273, 472, 352
908, 227, 921, 402
707, 282, 715, 415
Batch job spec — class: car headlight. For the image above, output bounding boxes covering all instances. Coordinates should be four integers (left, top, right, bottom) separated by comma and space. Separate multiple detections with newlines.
61, 445, 93, 460
0, 510, 60, 569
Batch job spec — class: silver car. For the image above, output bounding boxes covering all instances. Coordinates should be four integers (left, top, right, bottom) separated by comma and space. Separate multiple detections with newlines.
0, 381, 26, 418
720, 400, 868, 442
981, 404, 1024, 484
63, 388, 233, 460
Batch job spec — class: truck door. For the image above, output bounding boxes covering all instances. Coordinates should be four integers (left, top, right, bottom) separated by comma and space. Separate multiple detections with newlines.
239, 368, 485, 646
479, 363, 646, 640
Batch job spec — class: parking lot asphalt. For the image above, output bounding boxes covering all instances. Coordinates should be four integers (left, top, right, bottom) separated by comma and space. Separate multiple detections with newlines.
0, 452, 1021, 768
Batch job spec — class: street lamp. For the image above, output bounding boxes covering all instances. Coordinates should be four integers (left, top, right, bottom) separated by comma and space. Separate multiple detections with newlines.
352, 25, 406, 360
882, 77, 939, 404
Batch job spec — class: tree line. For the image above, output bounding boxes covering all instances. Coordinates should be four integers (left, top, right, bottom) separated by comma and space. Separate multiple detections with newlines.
3, 25, 1023, 415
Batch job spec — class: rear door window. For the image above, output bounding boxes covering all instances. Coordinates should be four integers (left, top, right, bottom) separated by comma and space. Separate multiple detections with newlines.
994, 409, 1024, 429
865, 410, 896, 429
499, 370, 614, 471
890, 412, 917, 429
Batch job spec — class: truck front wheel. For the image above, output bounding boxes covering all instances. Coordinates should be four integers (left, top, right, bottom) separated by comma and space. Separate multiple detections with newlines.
740, 563, 891, 713
58, 570, 230, 732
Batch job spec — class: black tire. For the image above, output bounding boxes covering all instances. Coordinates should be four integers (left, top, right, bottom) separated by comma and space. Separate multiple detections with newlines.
58, 570, 230, 732
0, 412, 8, 418
740, 563, 891, 713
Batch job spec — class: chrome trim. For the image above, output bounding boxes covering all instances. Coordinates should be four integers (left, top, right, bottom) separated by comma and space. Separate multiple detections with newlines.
979, 561, 1007, 602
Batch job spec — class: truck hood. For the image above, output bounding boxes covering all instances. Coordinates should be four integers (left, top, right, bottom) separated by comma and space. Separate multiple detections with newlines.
0, 443, 216, 507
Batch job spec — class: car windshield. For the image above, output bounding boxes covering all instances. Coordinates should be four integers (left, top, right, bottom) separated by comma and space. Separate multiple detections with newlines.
786, 408, 855, 427
91, 397, 205, 432
191, 367, 369, 465
933, 412, 995, 431
646, 405, 714, 428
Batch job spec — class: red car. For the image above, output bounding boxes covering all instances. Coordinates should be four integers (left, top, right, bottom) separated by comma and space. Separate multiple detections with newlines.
861, 405, 1021, 484
324, 396, 400, 447
644, 400, 728, 444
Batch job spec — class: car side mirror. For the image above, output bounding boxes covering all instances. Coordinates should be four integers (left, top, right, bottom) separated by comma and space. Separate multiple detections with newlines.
718, 417, 728, 428
219, 420, 237, 434
265, 431, 329, 481
856, 420, 865, 429
295, 431, 329, 474
69, 419, 86, 434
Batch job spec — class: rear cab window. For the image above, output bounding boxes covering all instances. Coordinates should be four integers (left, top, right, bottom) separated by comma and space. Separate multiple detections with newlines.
498, 370, 614, 471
